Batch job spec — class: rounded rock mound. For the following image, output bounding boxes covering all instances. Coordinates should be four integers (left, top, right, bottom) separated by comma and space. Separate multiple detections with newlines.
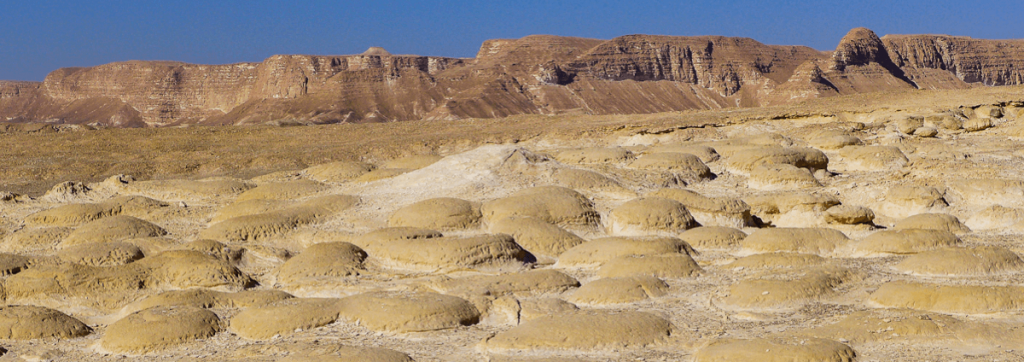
848, 229, 960, 256
808, 131, 863, 150
628, 152, 713, 181
694, 337, 856, 362
894, 246, 1024, 276
719, 270, 850, 311
882, 185, 947, 217
488, 216, 585, 259
748, 164, 821, 190
365, 233, 529, 271
56, 242, 145, 266
62, 215, 167, 247
893, 213, 971, 234
679, 226, 747, 250
823, 205, 875, 225
650, 188, 752, 228
481, 186, 600, 227
837, 145, 908, 171
304, 161, 376, 183
25, 203, 113, 227
426, 269, 580, 298
200, 195, 358, 242
551, 168, 634, 197
869, 282, 1024, 314
388, 198, 481, 230
744, 191, 840, 220
740, 228, 849, 256
725, 147, 828, 175
597, 254, 701, 278
567, 276, 669, 305
481, 310, 672, 351
337, 291, 480, 332
101, 306, 222, 353
555, 236, 695, 269
0, 305, 91, 340
646, 144, 720, 163
126, 289, 293, 313
229, 298, 341, 340
141, 250, 254, 290
25, 195, 169, 227
276, 242, 367, 285
606, 197, 697, 236
966, 205, 1024, 230
2, 227, 71, 253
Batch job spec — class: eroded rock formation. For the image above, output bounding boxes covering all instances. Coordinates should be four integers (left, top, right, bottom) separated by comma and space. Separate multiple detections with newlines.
2, 28, 1022, 127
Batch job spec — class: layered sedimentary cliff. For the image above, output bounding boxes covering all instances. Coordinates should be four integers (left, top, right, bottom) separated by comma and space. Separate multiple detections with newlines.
882, 34, 1024, 88
2, 27, 1022, 127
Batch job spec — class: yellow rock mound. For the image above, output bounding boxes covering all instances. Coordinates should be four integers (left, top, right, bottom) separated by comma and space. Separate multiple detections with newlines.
606, 197, 697, 236
481, 310, 672, 351
869, 282, 1024, 314
694, 337, 856, 362
597, 254, 701, 278
894, 246, 1024, 276
740, 228, 849, 256
388, 197, 482, 230
481, 186, 600, 227
567, 276, 669, 305
488, 216, 585, 259
101, 306, 223, 353
337, 291, 480, 332
229, 298, 341, 339
555, 236, 695, 268
0, 305, 90, 339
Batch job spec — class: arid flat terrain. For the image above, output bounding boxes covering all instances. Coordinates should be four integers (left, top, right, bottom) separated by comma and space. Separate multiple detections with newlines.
0, 85, 1023, 361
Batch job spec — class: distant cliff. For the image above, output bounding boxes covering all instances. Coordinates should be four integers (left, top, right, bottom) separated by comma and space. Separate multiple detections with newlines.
2, 27, 1022, 127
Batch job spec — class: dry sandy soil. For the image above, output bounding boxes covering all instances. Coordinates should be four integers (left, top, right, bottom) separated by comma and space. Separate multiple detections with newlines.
2, 86, 1024, 361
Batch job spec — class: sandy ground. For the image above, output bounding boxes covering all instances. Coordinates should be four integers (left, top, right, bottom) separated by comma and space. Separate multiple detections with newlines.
1, 86, 1024, 361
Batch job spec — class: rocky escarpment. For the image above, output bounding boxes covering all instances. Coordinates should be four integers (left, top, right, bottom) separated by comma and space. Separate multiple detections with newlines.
1, 27, 1023, 127
883, 34, 1024, 89
35, 51, 464, 126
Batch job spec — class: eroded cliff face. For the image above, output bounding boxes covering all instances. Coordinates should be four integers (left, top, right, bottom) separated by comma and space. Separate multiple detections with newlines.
1, 27, 1022, 127
883, 34, 1024, 89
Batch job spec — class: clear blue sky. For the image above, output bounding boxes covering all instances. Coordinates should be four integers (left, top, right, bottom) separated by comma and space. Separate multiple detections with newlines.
1, 0, 1021, 81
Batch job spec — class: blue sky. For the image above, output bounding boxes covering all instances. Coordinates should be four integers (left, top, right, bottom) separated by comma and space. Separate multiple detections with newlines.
1, 0, 1020, 81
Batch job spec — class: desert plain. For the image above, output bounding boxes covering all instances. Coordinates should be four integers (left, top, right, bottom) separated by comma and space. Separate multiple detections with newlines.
1, 28, 1024, 362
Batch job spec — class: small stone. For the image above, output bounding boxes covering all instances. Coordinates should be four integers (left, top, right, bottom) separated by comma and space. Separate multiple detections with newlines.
823, 205, 875, 225
895, 116, 924, 134
964, 117, 992, 132
914, 127, 938, 137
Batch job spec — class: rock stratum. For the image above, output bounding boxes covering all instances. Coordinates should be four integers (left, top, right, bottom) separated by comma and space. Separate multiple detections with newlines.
2, 27, 1023, 127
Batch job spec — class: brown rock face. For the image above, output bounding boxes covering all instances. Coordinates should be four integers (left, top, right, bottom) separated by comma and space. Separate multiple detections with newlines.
832, 28, 896, 70
883, 34, 1024, 88
1, 27, 1023, 127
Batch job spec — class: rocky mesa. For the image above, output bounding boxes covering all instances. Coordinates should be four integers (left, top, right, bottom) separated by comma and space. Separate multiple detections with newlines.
1, 27, 1023, 127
